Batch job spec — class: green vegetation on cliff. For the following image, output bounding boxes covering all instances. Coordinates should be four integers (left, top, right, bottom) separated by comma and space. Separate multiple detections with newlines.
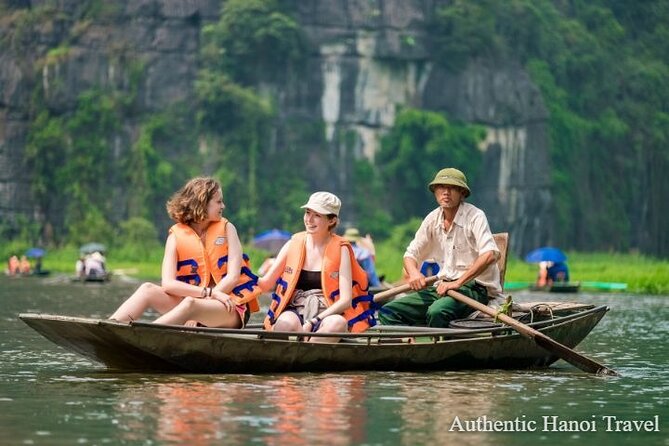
434, 0, 669, 256
3, 0, 668, 265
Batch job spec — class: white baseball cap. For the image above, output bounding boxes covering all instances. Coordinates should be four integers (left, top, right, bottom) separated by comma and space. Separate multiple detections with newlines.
301, 191, 341, 216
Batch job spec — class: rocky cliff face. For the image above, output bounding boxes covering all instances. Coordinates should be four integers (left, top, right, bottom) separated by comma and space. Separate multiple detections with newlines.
0, 0, 551, 255
290, 1, 551, 254
0, 0, 220, 230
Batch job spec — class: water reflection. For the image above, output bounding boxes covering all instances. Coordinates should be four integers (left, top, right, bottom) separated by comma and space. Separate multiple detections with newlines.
261, 375, 368, 445
112, 374, 369, 445
114, 379, 238, 444
2, 277, 668, 445
394, 373, 496, 445
154, 382, 233, 445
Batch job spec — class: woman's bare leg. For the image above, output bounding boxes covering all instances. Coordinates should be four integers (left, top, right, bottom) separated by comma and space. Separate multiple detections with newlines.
273, 312, 302, 332
153, 297, 242, 328
109, 282, 182, 322
310, 314, 347, 344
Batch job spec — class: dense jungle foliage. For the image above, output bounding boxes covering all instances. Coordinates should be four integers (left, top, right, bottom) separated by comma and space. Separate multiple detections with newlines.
3, 0, 668, 260
432, 0, 669, 255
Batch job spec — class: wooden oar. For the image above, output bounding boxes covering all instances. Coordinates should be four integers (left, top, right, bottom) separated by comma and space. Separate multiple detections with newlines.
373, 275, 440, 304
447, 289, 620, 376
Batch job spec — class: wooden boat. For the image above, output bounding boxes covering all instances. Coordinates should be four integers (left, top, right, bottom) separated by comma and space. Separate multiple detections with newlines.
507, 281, 627, 292
19, 303, 608, 373
70, 272, 112, 283
21, 233, 610, 374
32, 270, 51, 277
530, 282, 581, 293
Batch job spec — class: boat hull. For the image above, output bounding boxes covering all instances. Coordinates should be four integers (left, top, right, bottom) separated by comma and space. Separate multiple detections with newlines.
20, 306, 608, 373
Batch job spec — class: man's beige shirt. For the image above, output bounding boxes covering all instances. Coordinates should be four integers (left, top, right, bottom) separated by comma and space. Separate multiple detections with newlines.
404, 202, 502, 297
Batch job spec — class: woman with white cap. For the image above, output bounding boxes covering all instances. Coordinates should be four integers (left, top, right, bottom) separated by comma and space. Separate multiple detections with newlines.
258, 192, 375, 342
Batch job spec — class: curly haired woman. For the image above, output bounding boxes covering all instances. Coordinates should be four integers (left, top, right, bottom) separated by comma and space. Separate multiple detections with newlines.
109, 177, 260, 328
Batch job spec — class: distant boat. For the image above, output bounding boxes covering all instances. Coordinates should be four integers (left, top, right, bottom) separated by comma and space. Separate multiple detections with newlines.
25, 247, 50, 276
506, 281, 628, 292
530, 282, 581, 293
71, 272, 112, 283
31, 270, 51, 277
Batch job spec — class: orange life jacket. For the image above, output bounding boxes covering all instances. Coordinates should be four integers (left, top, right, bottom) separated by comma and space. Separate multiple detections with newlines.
263, 232, 376, 332
170, 219, 261, 313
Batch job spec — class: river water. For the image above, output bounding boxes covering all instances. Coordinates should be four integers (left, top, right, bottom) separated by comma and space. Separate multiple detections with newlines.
0, 275, 667, 445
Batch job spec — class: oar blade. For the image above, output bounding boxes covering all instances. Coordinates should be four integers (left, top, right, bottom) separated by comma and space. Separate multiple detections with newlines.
533, 332, 619, 376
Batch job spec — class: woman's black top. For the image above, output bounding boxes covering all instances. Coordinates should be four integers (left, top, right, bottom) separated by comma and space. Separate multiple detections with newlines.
296, 270, 321, 291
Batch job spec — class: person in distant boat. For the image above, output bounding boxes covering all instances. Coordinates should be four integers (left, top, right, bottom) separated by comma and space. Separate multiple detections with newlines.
536, 260, 569, 287
75, 255, 86, 278
109, 177, 261, 328
84, 252, 106, 277
7, 254, 20, 275
34, 256, 43, 275
343, 227, 381, 288
378, 167, 502, 328
19, 255, 31, 275
258, 192, 375, 343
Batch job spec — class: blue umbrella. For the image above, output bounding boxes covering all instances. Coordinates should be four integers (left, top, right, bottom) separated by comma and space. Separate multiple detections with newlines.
252, 229, 291, 254
25, 247, 46, 258
525, 247, 567, 263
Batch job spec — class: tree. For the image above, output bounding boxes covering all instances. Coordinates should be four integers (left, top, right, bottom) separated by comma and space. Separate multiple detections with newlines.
196, 0, 307, 237
376, 108, 484, 222
202, 0, 305, 85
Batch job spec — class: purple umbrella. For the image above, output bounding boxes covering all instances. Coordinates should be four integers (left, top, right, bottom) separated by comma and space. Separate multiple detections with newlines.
25, 247, 46, 258
252, 229, 291, 254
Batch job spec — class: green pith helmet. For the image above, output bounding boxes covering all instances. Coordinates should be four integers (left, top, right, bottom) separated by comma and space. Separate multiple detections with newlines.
428, 168, 471, 197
